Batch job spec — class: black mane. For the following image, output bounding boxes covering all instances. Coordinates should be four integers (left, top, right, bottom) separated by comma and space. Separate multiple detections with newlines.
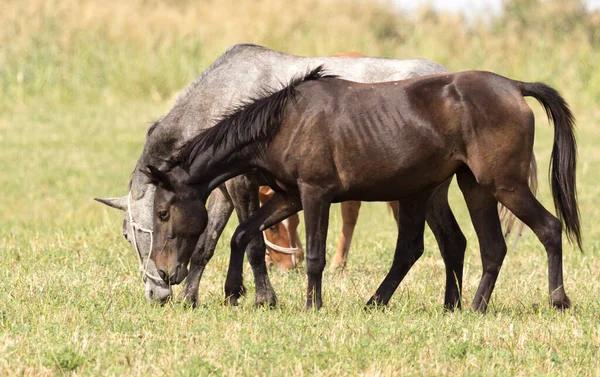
174, 65, 336, 170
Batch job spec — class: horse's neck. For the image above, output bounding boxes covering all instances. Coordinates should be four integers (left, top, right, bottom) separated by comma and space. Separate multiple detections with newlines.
189, 145, 257, 195
129, 53, 319, 197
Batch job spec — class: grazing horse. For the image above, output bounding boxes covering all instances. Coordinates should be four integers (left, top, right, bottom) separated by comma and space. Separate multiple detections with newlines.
96, 44, 529, 309
146, 67, 580, 312
259, 186, 304, 270
97, 44, 472, 308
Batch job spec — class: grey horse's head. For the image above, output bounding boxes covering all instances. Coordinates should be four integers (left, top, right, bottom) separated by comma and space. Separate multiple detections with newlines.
95, 186, 172, 303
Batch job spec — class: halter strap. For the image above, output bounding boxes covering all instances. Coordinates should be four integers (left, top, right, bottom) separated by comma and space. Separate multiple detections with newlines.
263, 232, 300, 268
127, 192, 163, 284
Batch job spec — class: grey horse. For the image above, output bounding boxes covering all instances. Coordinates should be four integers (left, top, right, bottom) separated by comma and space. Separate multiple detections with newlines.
96, 44, 520, 307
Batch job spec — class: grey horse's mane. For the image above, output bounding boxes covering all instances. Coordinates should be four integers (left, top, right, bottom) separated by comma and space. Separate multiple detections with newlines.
174, 44, 273, 107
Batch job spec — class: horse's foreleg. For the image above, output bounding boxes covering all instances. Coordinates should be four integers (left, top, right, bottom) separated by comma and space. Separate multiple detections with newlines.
331, 201, 362, 271
457, 169, 507, 313
230, 189, 302, 307
181, 186, 234, 306
366, 195, 429, 307
300, 187, 332, 310
226, 176, 276, 306
426, 178, 467, 310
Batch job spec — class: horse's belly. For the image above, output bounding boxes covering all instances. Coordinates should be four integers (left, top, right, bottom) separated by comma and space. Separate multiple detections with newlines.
332, 149, 461, 201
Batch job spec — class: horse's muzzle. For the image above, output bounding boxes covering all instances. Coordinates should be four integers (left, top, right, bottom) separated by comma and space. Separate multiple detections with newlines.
157, 263, 188, 285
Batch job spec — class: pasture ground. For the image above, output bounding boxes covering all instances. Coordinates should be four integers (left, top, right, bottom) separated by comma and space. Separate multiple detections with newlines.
2, 0, 600, 375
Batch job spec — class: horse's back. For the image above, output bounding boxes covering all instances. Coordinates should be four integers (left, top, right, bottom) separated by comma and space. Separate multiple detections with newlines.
274, 78, 463, 199
274, 71, 534, 200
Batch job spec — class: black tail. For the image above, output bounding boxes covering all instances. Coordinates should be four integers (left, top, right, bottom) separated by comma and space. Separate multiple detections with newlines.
175, 65, 336, 170
520, 82, 582, 249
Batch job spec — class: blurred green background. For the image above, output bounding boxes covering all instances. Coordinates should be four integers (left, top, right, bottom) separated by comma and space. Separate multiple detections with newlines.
2, 1, 600, 375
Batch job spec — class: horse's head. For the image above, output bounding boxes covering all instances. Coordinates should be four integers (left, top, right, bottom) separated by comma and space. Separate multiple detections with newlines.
142, 165, 208, 285
95, 190, 173, 303
258, 186, 304, 270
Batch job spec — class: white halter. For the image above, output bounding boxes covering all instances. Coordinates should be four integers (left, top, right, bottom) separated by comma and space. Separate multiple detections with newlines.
127, 191, 163, 284
263, 232, 300, 268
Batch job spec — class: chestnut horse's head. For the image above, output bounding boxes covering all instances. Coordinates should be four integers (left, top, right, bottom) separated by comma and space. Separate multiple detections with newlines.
258, 186, 304, 270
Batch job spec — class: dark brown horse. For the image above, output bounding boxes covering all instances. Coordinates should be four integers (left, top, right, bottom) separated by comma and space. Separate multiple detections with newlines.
145, 67, 580, 311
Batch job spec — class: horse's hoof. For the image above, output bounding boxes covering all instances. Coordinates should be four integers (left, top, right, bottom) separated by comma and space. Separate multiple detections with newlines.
224, 296, 240, 306
178, 291, 198, 308
550, 293, 571, 310
329, 260, 346, 272
363, 299, 386, 312
364, 294, 389, 310
182, 297, 198, 309
443, 303, 462, 312
254, 293, 277, 308
224, 283, 246, 302
470, 301, 489, 314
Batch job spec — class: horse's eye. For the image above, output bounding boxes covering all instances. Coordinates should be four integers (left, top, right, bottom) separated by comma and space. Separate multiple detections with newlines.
157, 210, 169, 221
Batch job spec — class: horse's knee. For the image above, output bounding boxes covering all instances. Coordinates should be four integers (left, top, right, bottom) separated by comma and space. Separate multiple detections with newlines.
306, 255, 326, 276
231, 228, 252, 253
245, 237, 269, 267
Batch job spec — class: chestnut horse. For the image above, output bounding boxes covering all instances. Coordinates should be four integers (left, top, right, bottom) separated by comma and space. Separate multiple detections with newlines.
147, 67, 580, 312
259, 186, 304, 270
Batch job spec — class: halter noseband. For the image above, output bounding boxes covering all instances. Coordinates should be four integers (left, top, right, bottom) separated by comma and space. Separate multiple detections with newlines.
127, 191, 164, 285
263, 232, 300, 268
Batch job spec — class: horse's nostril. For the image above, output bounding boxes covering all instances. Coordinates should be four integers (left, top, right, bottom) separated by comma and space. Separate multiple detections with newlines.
148, 289, 154, 299
158, 269, 168, 283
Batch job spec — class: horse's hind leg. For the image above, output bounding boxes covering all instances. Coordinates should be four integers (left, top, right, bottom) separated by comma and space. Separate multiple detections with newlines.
330, 201, 362, 271
493, 183, 570, 309
457, 169, 507, 313
366, 194, 429, 307
426, 178, 467, 310
181, 186, 234, 306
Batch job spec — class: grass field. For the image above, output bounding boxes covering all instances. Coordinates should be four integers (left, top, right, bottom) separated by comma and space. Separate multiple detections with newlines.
2, 0, 600, 375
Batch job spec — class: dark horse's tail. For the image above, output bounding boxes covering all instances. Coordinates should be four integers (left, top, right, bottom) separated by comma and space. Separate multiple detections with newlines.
519, 81, 582, 250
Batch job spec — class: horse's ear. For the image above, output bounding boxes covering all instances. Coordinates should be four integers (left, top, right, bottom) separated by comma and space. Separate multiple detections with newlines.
94, 196, 127, 211
142, 165, 174, 191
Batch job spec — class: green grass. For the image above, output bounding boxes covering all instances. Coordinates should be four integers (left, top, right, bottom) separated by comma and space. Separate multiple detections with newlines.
3, 0, 600, 375
2, 92, 600, 377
